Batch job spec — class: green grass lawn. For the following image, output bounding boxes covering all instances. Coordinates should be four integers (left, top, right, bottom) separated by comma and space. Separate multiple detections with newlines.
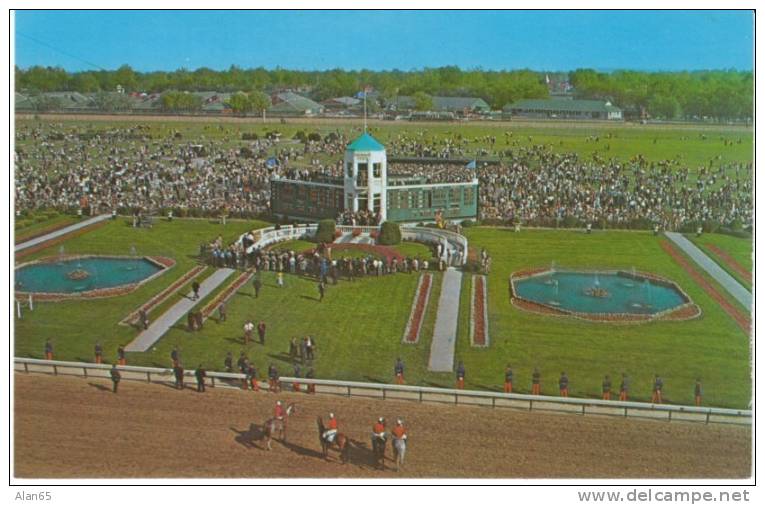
688, 233, 753, 289
14, 219, 751, 408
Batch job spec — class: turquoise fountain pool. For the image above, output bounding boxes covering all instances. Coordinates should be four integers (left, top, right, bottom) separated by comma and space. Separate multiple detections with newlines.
15, 257, 164, 295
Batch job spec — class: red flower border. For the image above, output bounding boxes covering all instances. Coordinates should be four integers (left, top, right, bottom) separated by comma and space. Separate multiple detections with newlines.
120, 263, 204, 325
403, 273, 432, 344
200, 270, 254, 320
470, 275, 488, 346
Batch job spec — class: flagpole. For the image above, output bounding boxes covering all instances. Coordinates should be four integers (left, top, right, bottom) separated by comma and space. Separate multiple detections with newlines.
363, 88, 367, 133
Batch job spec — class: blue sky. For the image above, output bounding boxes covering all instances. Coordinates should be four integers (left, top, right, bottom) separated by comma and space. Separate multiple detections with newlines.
14, 10, 754, 72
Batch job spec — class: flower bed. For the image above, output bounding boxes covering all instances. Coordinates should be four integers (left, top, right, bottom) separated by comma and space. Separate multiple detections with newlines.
470, 275, 489, 347
200, 270, 254, 320
120, 264, 204, 325
402, 273, 433, 344
303, 243, 406, 264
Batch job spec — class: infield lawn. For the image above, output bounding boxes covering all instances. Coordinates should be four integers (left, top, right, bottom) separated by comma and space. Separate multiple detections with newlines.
13, 220, 751, 409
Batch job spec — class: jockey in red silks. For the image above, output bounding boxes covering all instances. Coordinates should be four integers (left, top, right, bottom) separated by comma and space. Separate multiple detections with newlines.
323, 412, 338, 442
274, 400, 285, 421
372, 417, 386, 443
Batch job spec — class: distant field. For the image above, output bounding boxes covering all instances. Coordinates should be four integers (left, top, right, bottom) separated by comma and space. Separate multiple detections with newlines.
13, 219, 752, 408
15, 115, 753, 169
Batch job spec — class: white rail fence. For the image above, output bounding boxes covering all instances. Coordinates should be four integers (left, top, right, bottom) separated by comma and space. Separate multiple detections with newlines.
14, 358, 750, 426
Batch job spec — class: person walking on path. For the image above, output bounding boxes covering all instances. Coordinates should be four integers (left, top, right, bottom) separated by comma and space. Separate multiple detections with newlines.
504, 365, 513, 393
191, 281, 201, 300
619, 373, 629, 401
139, 308, 149, 330
602, 375, 612, 401
532, 368, 541, 395
456, 361, 466, 389
110, 364, 121, 393
695, 378, 703, 406
257, 320, 266, 345
44, 339, 53, 360
652, 374, 664, 404
117, 345, 126, 366
195, 364, 207, 393
559, 371, 569, 397
94, 342, 103, 364
394, 357, 405, 385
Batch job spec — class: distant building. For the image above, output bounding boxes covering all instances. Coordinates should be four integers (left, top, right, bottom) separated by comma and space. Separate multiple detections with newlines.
385, 95, 491, 116
269, 92, 324, 116
503, 98, 622, 120
321, 96, 362, 112
271, 133, 478, 223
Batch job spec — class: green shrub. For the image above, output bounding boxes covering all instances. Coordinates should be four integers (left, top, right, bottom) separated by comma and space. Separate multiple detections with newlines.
378, 221, 402, 245
314, 219, 336, 243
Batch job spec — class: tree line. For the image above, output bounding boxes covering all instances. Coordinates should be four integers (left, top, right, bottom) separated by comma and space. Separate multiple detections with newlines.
15, 65, 752, 120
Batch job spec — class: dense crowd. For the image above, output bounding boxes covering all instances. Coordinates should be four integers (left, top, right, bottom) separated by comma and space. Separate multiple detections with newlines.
15, 124, 752, 230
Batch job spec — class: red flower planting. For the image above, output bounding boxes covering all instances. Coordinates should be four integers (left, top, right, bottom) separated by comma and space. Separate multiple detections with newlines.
403, 274, 432, 343
471, 276, 487, 346
302, 243, 405, 264
121, 265, 205, 324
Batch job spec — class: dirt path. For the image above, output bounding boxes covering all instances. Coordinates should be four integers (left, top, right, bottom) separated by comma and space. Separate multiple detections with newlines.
14, 374, 750, 479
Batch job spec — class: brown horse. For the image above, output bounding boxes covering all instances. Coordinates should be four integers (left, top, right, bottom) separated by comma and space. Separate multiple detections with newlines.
371, 433, 387, 470
263, 403, 296, 450
317, 416, 349, 463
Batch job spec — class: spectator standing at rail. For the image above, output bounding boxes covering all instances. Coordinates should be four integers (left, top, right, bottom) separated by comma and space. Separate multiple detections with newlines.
456, 361, 466, 389
532, 368, 541, 395
44, 339, 53, 360
243, 320, 254, 345
292, 364, 302, 392
195, 364, 207, 393
504, 365, 513, 393
174, 363, 185, 390
306, 368, 316, 394
695, 378, 703, 406
94, 342, 103, 364
619, 373, 630, 401
652, 374, 664, 404
602, 375, 612, 400
258, 320, 267, 345
394, 357, 405, 385
191, 281, 201, 301
268, 363, 280, 392
307, 336, 316, 360
117, 345, 126, 366
171, 346, 180, 368
110, 364, 121, 393
248, 364, 260, 391
559, 371, 569, 397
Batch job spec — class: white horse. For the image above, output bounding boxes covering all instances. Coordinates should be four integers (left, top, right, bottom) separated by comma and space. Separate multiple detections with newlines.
393, 438, 406, 471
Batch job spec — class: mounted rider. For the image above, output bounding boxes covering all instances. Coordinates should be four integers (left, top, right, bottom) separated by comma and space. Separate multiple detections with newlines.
323, 412, 338, 443
392, 419, 407, 442
274, 400, 285, 421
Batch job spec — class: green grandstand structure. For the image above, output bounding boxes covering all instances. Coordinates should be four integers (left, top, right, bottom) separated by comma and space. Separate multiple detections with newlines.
270, 133, 479, 223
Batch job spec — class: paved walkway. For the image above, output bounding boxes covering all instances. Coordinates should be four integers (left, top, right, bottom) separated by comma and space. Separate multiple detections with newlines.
125, 268, 235, 352
665, 232, 752, 310
428, 268, 463, 372
15, 214, 111, 252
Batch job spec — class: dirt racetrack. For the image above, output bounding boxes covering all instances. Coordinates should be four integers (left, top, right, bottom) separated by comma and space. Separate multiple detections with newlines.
14, 373, 751, 479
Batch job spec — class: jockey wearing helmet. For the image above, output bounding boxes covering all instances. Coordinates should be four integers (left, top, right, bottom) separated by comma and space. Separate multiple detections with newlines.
274, 400, 285, 421
392, 418, 407, 441
323, 412, 338, 442
372, 417, 386, 441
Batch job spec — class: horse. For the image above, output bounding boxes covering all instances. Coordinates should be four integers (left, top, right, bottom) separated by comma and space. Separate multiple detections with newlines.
317, 416, 349, 463
392, 437, 406, 472
371, 433, 387, 470
263, 403, 296, 450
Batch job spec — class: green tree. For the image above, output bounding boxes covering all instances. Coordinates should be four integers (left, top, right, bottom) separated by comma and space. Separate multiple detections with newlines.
413, 91, 433, 111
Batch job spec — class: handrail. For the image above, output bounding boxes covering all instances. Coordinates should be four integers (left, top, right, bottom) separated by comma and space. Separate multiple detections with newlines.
14, 358, 750, 421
